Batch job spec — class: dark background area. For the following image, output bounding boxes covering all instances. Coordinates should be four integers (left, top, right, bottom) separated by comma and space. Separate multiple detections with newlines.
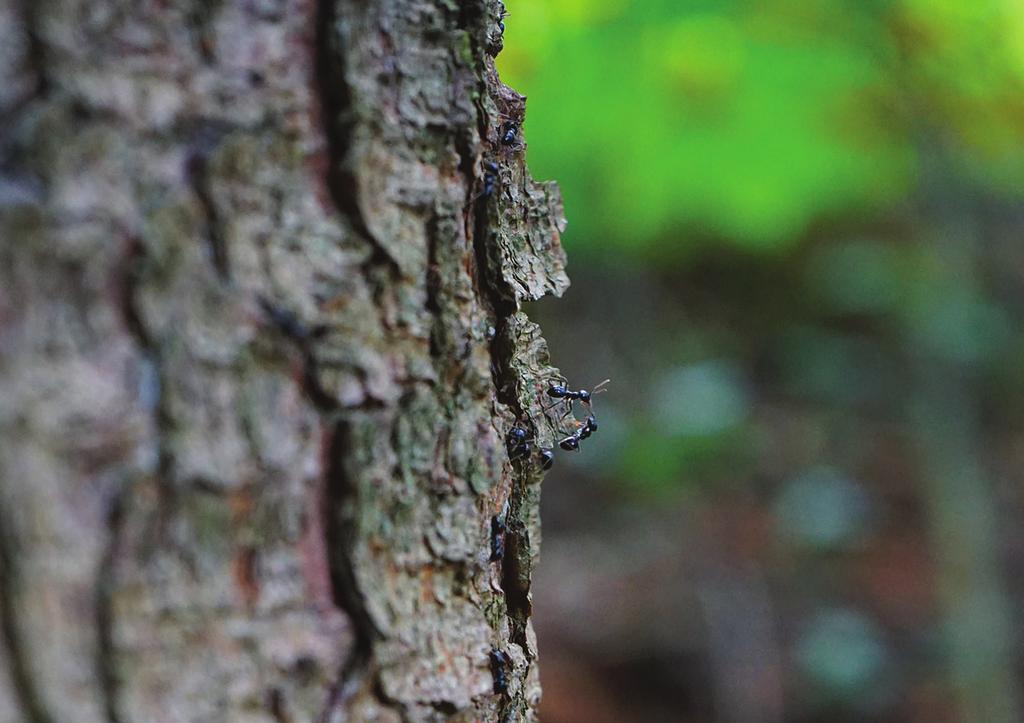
499, 1, 1024, 720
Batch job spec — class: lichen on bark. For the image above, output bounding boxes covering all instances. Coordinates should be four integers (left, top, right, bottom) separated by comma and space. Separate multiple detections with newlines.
0, 0, 568, 721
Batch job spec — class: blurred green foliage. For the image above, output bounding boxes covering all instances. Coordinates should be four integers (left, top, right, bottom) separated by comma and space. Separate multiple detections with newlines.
517, 4, 1024, 720
498, 0, 1024, 257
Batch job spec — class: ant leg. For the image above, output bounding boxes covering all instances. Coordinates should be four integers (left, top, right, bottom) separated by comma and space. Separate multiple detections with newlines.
541, 400, 577, 434
540, 397, 573, 416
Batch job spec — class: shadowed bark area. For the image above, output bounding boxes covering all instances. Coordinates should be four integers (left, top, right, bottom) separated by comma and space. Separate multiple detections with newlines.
0, 1, 569, 721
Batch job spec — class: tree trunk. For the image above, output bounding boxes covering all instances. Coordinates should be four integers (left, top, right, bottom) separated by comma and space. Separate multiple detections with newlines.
0, 1, 568, 720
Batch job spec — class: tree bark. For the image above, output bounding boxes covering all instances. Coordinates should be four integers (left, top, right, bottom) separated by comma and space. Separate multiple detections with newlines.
0, 1, 568, 721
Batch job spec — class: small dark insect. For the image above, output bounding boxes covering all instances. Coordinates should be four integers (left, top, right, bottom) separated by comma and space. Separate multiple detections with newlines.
506, 426, 530, 459
490, 649, 510, 694
489, 515, 506, 562
487, 5, 508, 56
543, 379, 610, 433
500, 121, 518, 145
558, 415, 598, 452
508, 426, 555, 470
468, 161, 500, 207
547, 379, 610, 404
482, 161, 499, 198
579, 414, 597, 440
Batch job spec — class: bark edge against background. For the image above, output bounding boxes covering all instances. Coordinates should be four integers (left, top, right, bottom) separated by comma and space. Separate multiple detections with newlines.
0, 0, 570, 721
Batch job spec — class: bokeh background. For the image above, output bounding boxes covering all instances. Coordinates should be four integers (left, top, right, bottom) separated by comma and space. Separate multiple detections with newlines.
497, 1, 1024, 721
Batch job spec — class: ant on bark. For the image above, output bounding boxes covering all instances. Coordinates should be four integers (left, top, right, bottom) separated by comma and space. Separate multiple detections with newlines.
487, 3, 508, 55
490, 649, 511, 694
465, 160, 501, 212
506, 424, 554, 470
544, 378, 609, 423
558, 414, 598, 451
544, 378, 608, 452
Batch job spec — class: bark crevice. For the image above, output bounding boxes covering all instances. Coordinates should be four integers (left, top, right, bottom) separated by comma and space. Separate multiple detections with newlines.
94, 485, 128, 723
318, 418, 387, 720
315, 0, 399, 275
0, 509, 54, 723
117, 236, 175, 537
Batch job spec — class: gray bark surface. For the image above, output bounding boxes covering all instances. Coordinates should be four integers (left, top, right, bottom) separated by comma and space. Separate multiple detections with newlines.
0, 1, 569, 720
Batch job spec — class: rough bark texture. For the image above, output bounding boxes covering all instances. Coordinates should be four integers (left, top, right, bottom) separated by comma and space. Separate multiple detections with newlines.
0, 1, 569, 721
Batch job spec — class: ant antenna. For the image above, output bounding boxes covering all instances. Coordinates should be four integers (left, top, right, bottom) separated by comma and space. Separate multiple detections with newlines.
583, 379, 611, 405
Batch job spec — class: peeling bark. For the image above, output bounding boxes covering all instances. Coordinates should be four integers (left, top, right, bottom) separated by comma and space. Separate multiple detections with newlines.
0, 0, 568, 721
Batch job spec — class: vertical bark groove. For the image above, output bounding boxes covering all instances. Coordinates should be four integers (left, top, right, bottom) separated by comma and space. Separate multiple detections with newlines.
94, 485, 127, 723
0, 510, 55, 723
319, 418, 381, 718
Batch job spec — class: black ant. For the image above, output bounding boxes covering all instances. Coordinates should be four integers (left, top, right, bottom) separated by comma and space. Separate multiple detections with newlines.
500, 121, 518, 145
506, 424, 554, 470
547, 378, 610, 405
490, 649, 510, 694
543, 379, 609, 427
497, 4, 509, 36
482, 161, 499, 198
506, 425, 529, 459
558, 414, 597, 451
489, 515, 506, 562
467, 161, 500, 209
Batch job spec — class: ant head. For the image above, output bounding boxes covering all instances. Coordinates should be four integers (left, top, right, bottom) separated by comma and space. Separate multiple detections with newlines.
581, 379, 610, 406
539, 449, 554, 470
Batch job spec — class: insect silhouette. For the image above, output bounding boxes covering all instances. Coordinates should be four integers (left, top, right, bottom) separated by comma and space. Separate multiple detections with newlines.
481, 161, 499, 198
547, 378, 610, 405
489, 515, 506, 562
500, 120, 518, 145
490, 107, 525, 152
466, 160, 501, 210
543, 378, 610, 427
490, 649, 510, 694
506, 424, 554, 470
488, 5, 508, 55
506, 425, 530, 459
558, 414, 598, 452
